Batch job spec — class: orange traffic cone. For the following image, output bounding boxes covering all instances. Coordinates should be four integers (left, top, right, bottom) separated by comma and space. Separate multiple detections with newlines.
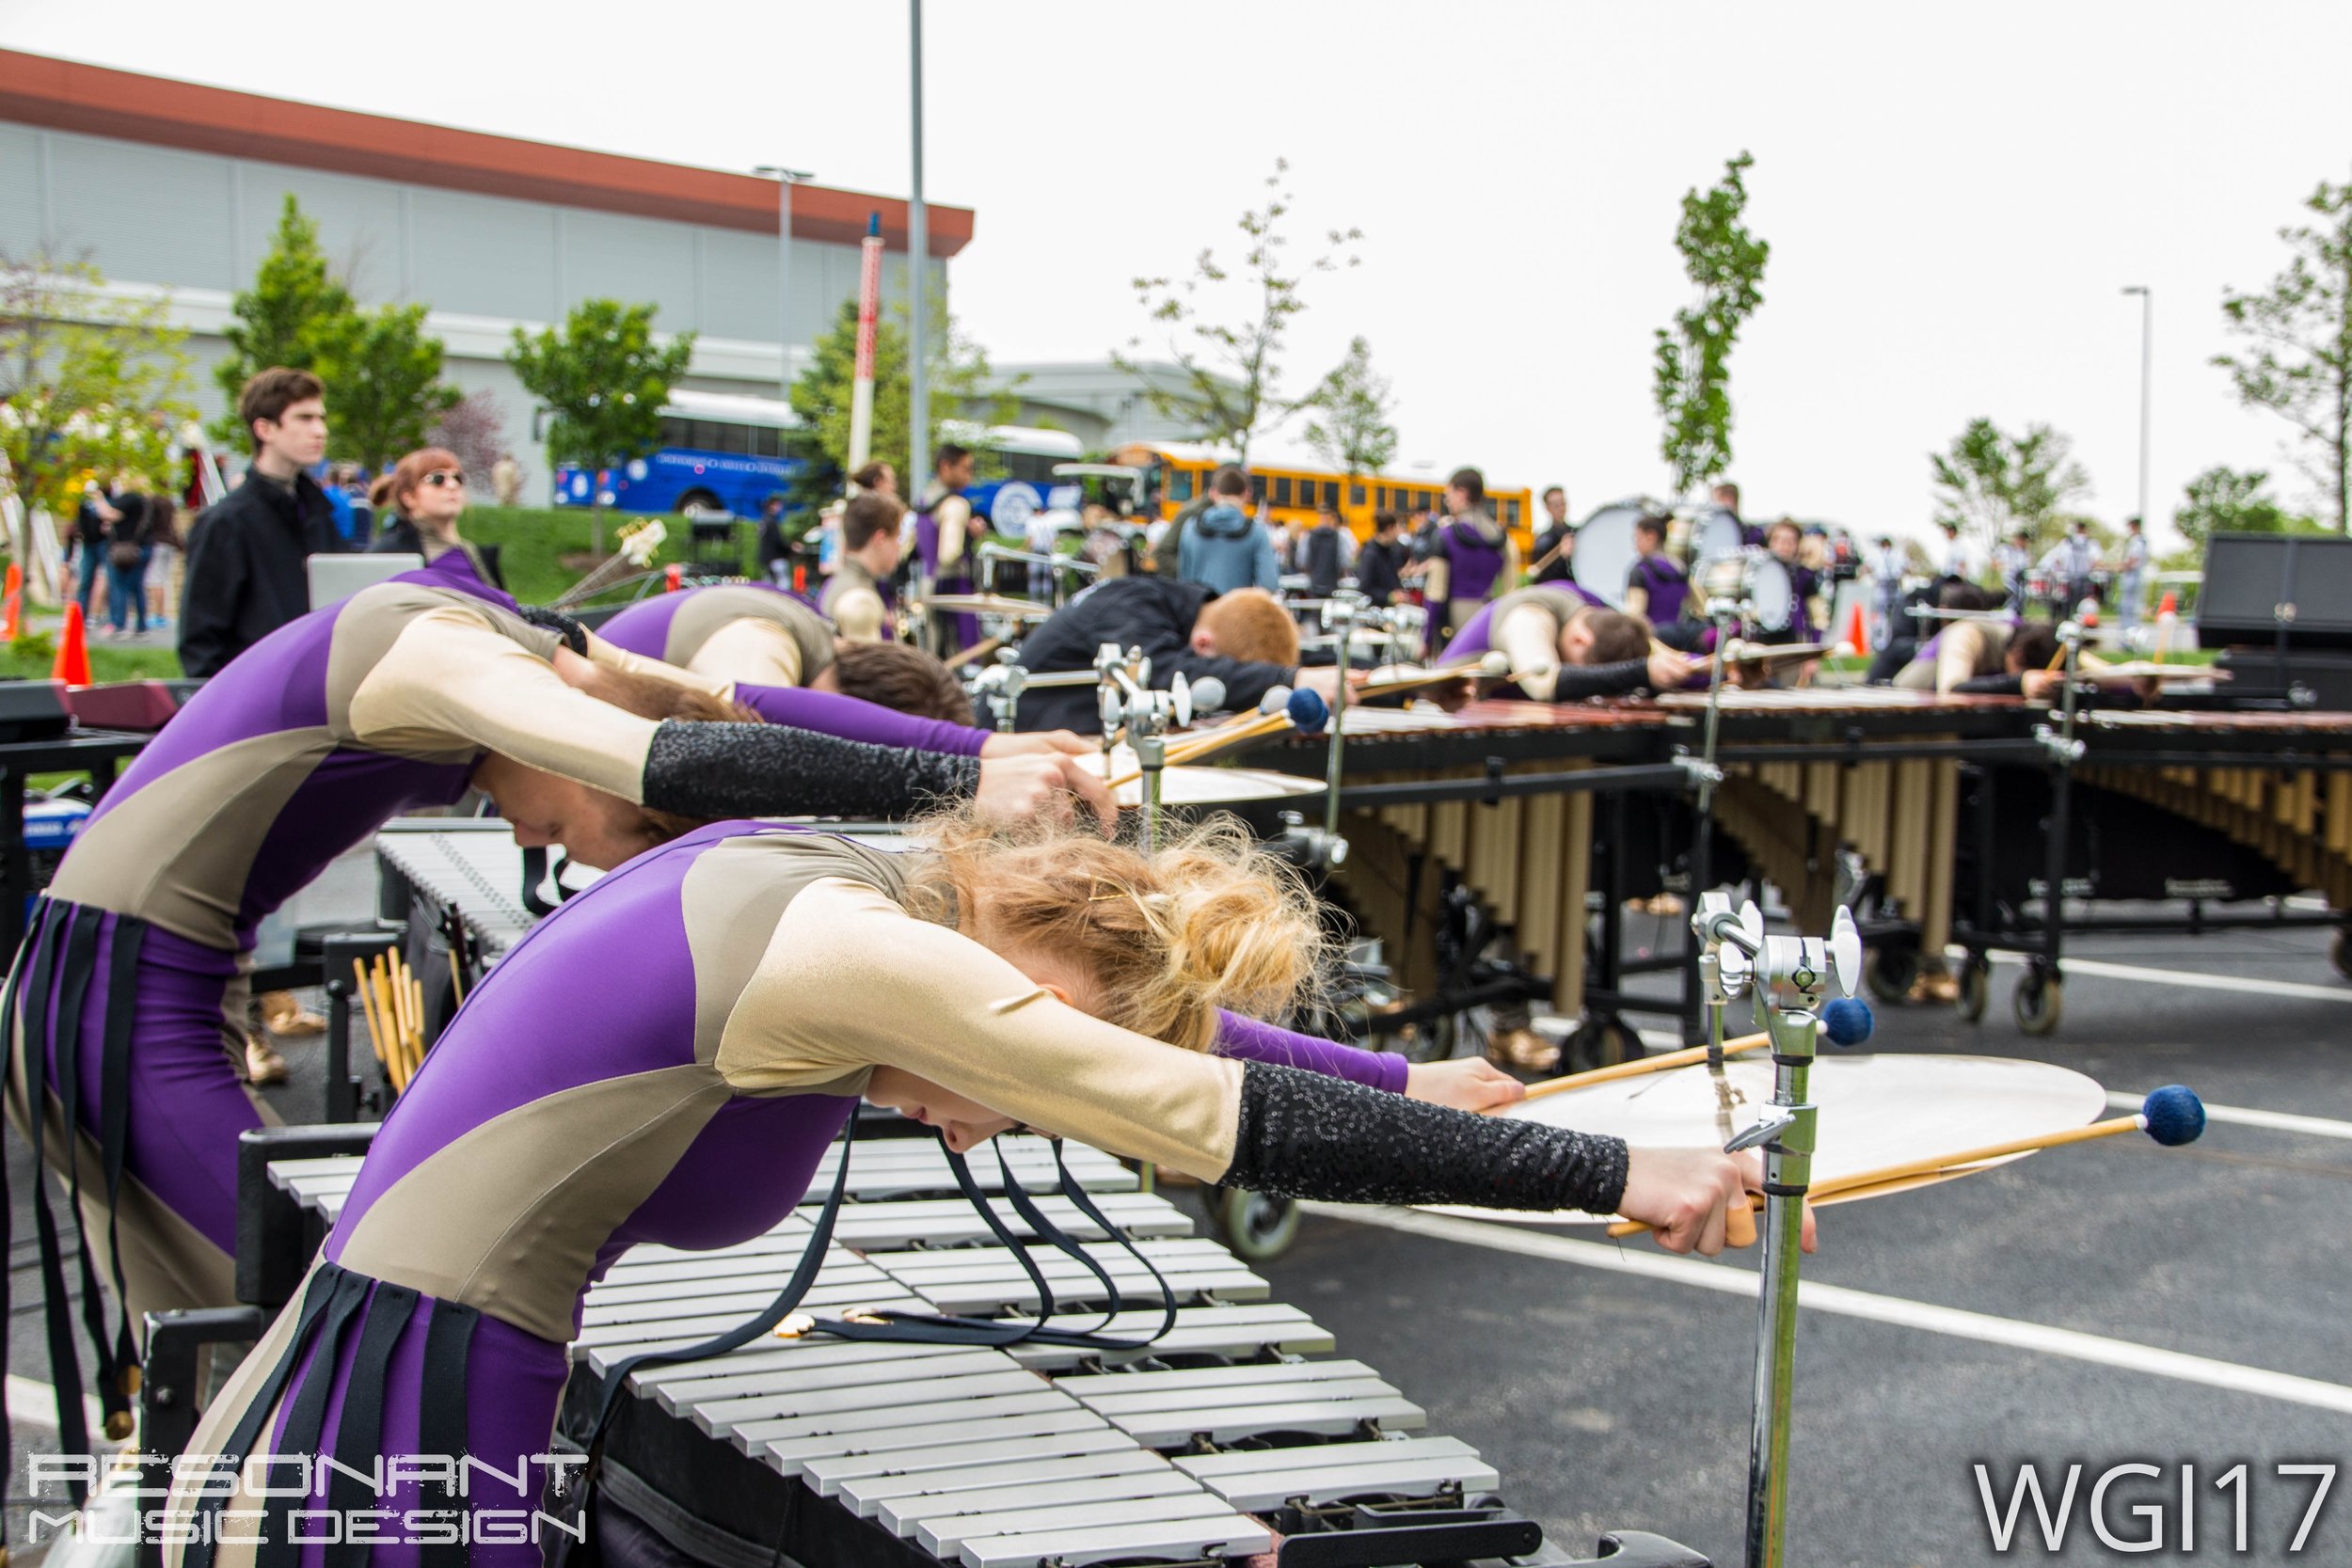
1839, 594, 1869, 657
52, 601, 90, 687
0, 562, 20, 641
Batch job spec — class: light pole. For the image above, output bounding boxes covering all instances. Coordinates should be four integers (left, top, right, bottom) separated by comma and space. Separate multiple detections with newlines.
907, 0, 930, 494
755, 165, 814, 400
2122, 285, 2152, 527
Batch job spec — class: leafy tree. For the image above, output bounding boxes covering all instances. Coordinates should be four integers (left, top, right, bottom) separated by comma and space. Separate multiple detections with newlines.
1930, 418, 2090, 556
314, 302, 460, 471
2214, 177, 2352, 531
1654, 151, 1771, 495
789, 291, 1016, 493
2172, 465, 2321, 548
506, 299, 694, 554
428, 389, 512, 495
1115, 158, 1360, 467
210, 195, 356, 444
1302, 336, 1398, 475
0, 253, 194, 594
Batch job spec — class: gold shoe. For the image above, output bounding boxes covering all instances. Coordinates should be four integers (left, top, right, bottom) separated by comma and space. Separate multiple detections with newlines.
245, 1032, 290, 1085
1643, 893, 1687, 917
259, 990, 326, 1037
1908, 970, 1961, 1006
1486, 1027, 1562, 1073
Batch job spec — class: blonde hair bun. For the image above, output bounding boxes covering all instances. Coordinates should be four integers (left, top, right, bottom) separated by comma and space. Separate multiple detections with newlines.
904, 809, 1331, 1053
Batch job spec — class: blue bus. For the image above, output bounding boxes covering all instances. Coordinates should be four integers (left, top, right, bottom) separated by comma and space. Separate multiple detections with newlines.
551, 389, 803, 517
956, 424, 1089, 531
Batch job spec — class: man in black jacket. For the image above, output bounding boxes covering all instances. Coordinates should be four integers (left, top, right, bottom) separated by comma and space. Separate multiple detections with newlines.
1009, 576, 1345, 733
178, 367, 343, 677
1529, 485, 1574, 585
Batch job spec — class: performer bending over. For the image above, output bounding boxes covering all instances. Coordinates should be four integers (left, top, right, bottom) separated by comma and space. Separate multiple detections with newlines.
1890, 584, 2018, 694
4, 570, 1104, 1458
596, 582, 1094, 759
1010, 577, 1350, 733
162, 812, 1790, 1567
1440, 583, 1700, 700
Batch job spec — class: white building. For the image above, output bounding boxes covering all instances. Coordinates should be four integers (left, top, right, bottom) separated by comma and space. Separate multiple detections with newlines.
0, 48, 974, 504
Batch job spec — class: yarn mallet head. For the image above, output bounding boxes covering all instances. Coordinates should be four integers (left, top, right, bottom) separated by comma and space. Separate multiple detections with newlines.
1818, 996, 1873, 1048
2139, 1085, 2204, 1147
1287, 687, 1331, 736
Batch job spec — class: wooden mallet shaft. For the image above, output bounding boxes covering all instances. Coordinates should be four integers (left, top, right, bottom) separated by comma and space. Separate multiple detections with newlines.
1516, 1031, 1772, 1104
1605, 1110, 2155, 1238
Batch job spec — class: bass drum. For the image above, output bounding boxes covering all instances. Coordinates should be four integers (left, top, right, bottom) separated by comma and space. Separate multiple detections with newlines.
1569, 502, 1645, 610
1688, 504, 1746, 566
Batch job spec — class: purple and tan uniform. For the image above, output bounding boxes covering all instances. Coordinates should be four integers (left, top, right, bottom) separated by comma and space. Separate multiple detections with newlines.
161, 826, 1625, 1568
596, 583, 996, 757
2, 574, 989, 1453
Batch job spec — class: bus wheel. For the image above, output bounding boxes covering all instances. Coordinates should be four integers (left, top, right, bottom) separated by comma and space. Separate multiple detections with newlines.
677, 490, 723, 518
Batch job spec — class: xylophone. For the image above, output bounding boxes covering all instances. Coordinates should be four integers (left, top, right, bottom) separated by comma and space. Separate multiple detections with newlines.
253, 1140, 1700, 1567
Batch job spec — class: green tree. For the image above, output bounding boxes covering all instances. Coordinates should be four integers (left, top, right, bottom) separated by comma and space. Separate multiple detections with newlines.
2172, 465, 2321, 549
506, 298, 694, 555
1930, 417, 2090, 556
2214, 176, 2352, 531
1115, 158, 1361, 467
789, 292, 1016, 496
0, 254, 194, 588
1302, 336, 1398, 475
1654, 151, 1771, 495
314, 302, 460, 471
210, 195, 357, 444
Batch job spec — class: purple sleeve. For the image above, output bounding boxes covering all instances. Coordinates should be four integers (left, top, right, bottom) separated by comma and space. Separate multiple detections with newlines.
734, 683, 990, 757
1212, 1010, 1409, 1094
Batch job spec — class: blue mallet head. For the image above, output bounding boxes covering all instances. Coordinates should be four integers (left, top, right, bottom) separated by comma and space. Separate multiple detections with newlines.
2141, 1085, 2204, 1147
1287, 687, 1331, 736
1819, 996, 1874, 1048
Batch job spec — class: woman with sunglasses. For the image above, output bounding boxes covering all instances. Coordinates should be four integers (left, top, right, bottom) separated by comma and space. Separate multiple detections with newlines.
371, 448, 497, 589
160, 809, 1784, 1568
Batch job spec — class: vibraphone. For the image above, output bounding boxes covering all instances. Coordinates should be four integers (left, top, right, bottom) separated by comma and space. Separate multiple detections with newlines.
251, 1141, 1703, 1567
346, 819, 1710, 1564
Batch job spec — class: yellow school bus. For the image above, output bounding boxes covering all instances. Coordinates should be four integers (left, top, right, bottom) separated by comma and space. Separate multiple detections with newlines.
1110, 442, 1534, 556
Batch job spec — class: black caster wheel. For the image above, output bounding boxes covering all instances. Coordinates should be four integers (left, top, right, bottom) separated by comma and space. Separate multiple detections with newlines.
2332, 928, 2352, 983
1565, 1020, 1640, 1075
2013, 970, 2063, 1036
1957, 961, 1990, 1023
1865, 944, 1919, 1004
1202, 1185, 1300, 1263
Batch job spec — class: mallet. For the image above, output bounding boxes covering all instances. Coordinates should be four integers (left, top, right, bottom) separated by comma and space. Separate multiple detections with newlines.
1106, 688, 1331, 788
1606, 1084, 2203, 1239
1516, 998, 1874, 1104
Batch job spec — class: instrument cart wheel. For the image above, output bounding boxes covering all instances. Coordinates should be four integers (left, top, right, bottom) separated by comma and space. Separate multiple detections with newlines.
2013, 968, 2063, 1036
1568, 1019, 1641, 1074
1864, 943, 1919, 1004
1957, 960, 1990, 1024
2331, 927, 2352, 984
1202, 1185, 1301, 1263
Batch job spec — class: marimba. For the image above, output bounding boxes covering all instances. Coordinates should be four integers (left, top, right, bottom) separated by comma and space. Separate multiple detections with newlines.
253, 1141, 1701, 1567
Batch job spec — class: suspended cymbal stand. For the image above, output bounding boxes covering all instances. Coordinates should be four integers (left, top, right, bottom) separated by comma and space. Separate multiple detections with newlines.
1319, 592, 1369, 844
1098, 660, 1199, 854
1705, 899, 1864, 1568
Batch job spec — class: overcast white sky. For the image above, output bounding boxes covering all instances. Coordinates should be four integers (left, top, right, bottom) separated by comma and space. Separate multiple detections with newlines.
6, 1, 2348, 547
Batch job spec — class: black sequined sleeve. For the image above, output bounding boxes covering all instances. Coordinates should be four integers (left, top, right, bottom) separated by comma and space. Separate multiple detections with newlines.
1223, 1061, 1629, 1213
1552, 659, 1652, 701
516, 605, 590, 656
642, 721, 980, 819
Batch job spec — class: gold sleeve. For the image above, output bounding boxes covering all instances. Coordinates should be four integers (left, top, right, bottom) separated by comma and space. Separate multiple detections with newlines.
936, 496, 974, 570
580, 630, 735, 697
831, 587, 887, 643
346, 609, 657, 800
1496, 605, 1563, 702
715, 878, 1242, 1181
1934, 625, 1986, 696
686, 618, 806, 688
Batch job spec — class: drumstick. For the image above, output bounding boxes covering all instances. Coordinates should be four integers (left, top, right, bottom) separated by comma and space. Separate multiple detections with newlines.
407, 975, 427, 1084
947, 635, 1003, 670
1605, 1085, 2202, 1238
352, 958, 389, 1066
1515, 998, 1874, 1104
369, 957, 405, 1092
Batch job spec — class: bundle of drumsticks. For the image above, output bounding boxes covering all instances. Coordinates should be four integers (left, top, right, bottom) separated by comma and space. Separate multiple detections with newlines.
352, 950, 430, 1095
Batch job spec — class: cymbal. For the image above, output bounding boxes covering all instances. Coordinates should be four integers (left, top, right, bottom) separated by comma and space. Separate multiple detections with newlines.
2076, 659, 2228, 681
1722, 641, 1833, 666
923, 594, 1057, 620
1421, 1053, 2106, 1226
1073, 748, 1326, 807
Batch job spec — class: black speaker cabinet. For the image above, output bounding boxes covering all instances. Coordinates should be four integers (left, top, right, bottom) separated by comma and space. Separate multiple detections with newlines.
2200, 533, 2352, 650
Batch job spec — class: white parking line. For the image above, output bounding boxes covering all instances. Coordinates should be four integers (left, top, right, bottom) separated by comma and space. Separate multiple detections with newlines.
1988, 951, 2352, 1003
1306, 1204, 2352, 1417
2106, 1091, 2352, 1143
6, 1371, 108, 1436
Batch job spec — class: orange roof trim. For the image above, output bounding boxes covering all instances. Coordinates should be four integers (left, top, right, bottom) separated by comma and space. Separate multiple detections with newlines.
0, 49, 973, 257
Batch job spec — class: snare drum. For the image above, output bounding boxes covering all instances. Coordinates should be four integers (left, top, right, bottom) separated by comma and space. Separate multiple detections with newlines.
1687, 505, 1746, 566
1695, 549, 1795, 634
